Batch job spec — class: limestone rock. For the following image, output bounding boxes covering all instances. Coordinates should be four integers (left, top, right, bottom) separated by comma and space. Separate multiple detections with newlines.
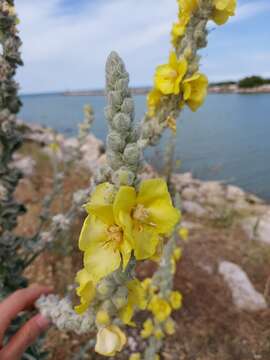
181, 221, 202, 230
226, 185, 245, 201
218, 261, 267, 311
171, 172, 199, 192
182, 201, 207, 217
80, 134, 104, 172
241, 212, 270, 245
199, 181, 224, 199
12, 154, 36, 177
181, 187, 198, 201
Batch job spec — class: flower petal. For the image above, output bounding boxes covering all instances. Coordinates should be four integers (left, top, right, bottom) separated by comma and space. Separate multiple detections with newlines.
120, 237, 132, 270
85, 183, 115, 224
137, 179, 171, 207
113, 186, 136, 229
84, 243, 121, 281
79, 215, 107, 251
133, 226, 159, 260
147, 200, 180, 234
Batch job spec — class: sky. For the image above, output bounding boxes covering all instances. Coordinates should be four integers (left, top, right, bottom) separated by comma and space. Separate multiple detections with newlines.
16, 0, 270, 94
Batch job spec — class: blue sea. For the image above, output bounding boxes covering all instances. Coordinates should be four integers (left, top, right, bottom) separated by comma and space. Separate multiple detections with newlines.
19, 93, 270, 201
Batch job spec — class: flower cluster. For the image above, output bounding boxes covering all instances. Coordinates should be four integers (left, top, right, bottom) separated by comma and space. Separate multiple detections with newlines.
211, 0, 236, 25
76, 178, 179, 311
128, 240, 184, 360
141, 0, 237, 146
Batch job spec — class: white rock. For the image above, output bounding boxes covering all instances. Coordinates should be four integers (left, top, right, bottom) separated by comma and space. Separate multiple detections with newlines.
62, 137, 79, 150
226, 185, 245, 201
246, 193, 264, 205
80, 134, 104, 172
233, 199, 250, 212
181, 221, 202, 230
241, 213, 270, 245
24, 127, 55, 145
199, 181, 224, 199
218, 261, 267, 311
182, 201, 207, 217
181, 187, 198, 201
171, 172, 199, 192
12, 155, 36, 176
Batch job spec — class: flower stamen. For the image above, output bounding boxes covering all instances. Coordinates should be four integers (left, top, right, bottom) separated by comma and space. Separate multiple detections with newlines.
133, 204, 149, 222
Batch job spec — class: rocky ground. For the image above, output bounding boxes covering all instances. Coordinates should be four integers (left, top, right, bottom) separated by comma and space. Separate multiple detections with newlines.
13, 122, 270, 360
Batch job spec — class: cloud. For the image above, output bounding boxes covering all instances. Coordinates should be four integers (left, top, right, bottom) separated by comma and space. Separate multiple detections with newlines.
15, 0, 270, 93
16, 0, 176, 93
232, 1, 270, 23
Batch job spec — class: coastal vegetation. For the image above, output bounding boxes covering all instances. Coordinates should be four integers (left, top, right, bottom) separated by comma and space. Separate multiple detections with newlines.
2, 1, 270, 360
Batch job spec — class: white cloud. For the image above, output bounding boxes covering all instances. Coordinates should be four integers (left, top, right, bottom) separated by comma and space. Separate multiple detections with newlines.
15, 0, 270, 93
232, 1, 270, 23
16, 0, 177, 93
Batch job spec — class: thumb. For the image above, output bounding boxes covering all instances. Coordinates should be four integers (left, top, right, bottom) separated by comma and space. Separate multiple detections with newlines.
0, 314, 50, 360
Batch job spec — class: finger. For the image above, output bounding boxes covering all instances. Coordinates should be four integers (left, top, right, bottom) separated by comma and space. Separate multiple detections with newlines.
0, 285, 53, 344
0, 314, 50, 360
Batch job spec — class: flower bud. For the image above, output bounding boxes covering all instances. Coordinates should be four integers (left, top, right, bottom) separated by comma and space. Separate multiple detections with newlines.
95, 325, 126, 357
184, 46, 193, 59
107, 131, 126, 152
107, 150, 124, 170
112, 113, 131, 134
96, 310, 111, 326
121, 98, 134, 116
126, 128, 138, 143
164, 318, 176, 335
108, 90, 123, 108
96, 279, 115, 298
112, 167, 135, 186
104, 106, 115, 122
115, 78, 129, 92
112, 286, 128, 309
154, 328, 164, 340
123, 143, 140, 166
102, 299, 117, 315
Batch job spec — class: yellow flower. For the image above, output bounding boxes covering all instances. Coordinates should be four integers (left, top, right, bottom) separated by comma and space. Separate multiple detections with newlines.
119, 279, 147, 325
95, 325, 126, 357
74, 269, 96, 314
173, 246, 182, 261
141, 319, 154, 338
142, 278, 152, 291
96, 310, 111, 326
164, 318, 176, 335
179, 227, 189, 241
178, 0, 198, 15
49, 142, 60, 153
169, 291, 183, 310
166, 116, 177, 134
154, 52, 188, 95
172, 0, 198, 46
114, 178, 180, 260
171, 258, 176, 274
182, 73, 208, 111
129, 353, 141, 360
147, 88, 162, 117
148, 295, 171, 322
171, 20, 187, 47
80, 183, 132, 282
211, 0, 236, 25
154, 328, 164, 340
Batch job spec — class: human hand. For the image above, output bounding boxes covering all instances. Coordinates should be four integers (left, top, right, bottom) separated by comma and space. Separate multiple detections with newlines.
0, 285, 52, 360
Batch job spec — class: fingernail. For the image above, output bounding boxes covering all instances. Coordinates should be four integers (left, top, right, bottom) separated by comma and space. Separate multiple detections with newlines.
35, 314, 51, 330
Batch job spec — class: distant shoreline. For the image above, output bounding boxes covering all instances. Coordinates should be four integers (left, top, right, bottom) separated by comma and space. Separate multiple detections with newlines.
62, 84, 270, 96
